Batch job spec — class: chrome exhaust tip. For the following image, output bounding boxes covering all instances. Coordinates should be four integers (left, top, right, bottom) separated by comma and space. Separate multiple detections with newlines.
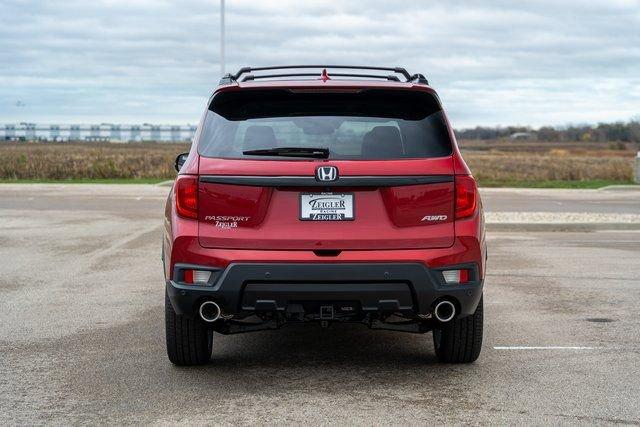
434, 300, 456, 323
199, 301, 221, 323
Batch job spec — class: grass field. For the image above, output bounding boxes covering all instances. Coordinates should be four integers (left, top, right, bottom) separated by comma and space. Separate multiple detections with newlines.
0, 140, 637, 187
459, 139, 636, 186
0, 142, 188, 180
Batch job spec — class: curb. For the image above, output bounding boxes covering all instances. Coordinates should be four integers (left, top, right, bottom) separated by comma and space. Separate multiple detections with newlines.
486, 223, 640, 232
598, 185, 640, 191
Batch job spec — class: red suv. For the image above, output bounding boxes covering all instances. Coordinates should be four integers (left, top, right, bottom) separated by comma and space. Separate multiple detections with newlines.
163, 66, 486, 365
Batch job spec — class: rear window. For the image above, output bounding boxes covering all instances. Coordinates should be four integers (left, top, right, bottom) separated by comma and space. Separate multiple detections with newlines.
198, 89, 453, 160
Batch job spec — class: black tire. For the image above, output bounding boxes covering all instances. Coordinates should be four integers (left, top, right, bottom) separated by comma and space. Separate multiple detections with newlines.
433, 296, 483, 363
165, 292, 213, 366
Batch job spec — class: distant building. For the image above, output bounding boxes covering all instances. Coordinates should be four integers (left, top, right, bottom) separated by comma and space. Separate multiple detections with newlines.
109, 124, 121, 141
50, 125, 61, 141
130, 125, 141, 141
509, 132, 536, 140
70, 125, 81, 140
24, 123, 36, 140
4, 124, 15, 140
0, 123, 196, 142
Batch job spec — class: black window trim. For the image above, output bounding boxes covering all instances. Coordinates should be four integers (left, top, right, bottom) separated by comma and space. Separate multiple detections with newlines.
199, 174, 454, 187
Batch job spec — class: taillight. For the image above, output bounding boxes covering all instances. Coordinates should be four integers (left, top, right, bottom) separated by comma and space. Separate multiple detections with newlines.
183, 269, 194, 283
380, 182, 454, 227
175, 175, 198, 219
182, 269, 212, 285
442, 269, 471, 284
455, 175, 477, 219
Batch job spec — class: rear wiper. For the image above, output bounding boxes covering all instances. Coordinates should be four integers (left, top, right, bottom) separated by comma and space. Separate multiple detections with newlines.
242, 147, 330, 159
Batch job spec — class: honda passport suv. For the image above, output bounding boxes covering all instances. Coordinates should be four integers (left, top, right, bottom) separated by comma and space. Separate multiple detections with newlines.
163, 65, 486, 365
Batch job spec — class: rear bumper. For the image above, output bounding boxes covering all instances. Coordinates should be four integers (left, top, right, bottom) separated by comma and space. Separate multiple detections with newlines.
166, 262, 483, 319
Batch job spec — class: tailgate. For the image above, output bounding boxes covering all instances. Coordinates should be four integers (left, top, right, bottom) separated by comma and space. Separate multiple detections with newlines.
197, 158, 455, 250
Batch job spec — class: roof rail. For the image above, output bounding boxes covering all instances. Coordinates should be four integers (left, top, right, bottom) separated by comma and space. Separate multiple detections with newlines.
218, 65, 428, 85
241, 73, 401, 82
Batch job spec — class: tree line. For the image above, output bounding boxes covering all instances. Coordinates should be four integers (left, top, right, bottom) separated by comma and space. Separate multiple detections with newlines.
455, 119, 640, 142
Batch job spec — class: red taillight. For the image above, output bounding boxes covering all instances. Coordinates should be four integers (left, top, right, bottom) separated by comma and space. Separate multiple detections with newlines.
175, 175, 198, 219
182, 269, 212, 285
380, 182, 454, 227
455, 175, 477, 219
183, 269, 194, 283
442, 269, 471, 284
459, 269, 470, 283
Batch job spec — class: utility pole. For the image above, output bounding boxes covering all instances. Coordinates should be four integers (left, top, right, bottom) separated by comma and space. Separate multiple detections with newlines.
220, 0, 225, 76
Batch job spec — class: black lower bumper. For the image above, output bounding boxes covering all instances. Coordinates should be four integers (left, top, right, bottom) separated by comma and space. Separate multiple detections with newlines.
166, 262, 483, 319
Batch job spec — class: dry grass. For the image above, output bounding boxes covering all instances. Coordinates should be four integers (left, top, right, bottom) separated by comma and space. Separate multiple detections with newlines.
0, 140, 636, 185
1, 142, 189, 180
463, 152, 633, 182
459, 139, 637, 183
458, 139, 637, 153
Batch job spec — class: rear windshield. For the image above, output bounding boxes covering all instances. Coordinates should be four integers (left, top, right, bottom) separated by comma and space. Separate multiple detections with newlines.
198, 89, 453, 160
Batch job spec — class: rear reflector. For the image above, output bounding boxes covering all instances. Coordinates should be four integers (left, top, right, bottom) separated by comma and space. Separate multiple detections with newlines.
460, 269, 470, 283
184, 269, 193, 283
455, 175, 477, 219
182, 269, 212, 284
175, 175, 198, 219
442, 269, 471, 284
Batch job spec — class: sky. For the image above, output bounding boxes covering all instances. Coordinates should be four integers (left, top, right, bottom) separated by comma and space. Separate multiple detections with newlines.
0, 0, 639, 128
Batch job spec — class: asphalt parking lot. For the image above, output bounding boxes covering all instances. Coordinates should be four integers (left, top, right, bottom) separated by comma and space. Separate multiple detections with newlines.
1, 184, 639, 424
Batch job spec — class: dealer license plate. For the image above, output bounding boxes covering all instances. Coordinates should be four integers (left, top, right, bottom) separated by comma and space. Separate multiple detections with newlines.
299, 193, 354, 221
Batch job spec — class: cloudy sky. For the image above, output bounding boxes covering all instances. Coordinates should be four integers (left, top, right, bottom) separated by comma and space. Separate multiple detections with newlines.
1, 0, 639, 128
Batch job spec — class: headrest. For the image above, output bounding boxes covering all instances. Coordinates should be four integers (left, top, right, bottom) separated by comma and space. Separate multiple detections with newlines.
243, 125, 277, 151
361, 126, 403, 159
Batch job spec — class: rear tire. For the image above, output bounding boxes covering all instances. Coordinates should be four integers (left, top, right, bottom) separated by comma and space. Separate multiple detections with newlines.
433, 296, 483, 363
165, 291, 212, 366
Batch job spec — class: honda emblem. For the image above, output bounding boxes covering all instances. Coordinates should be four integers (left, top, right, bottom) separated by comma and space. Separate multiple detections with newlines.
315, 166, 338, 182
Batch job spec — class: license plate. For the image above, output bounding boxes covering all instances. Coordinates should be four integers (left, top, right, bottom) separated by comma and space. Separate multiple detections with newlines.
299, 193, 354, 221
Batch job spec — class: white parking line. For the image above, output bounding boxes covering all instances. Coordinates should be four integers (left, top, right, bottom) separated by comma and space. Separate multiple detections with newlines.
493, 346, 600, 350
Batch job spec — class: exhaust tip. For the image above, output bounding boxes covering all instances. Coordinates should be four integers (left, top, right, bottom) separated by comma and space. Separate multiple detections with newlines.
434, 300, 456, 322
199, 301, 221, 323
